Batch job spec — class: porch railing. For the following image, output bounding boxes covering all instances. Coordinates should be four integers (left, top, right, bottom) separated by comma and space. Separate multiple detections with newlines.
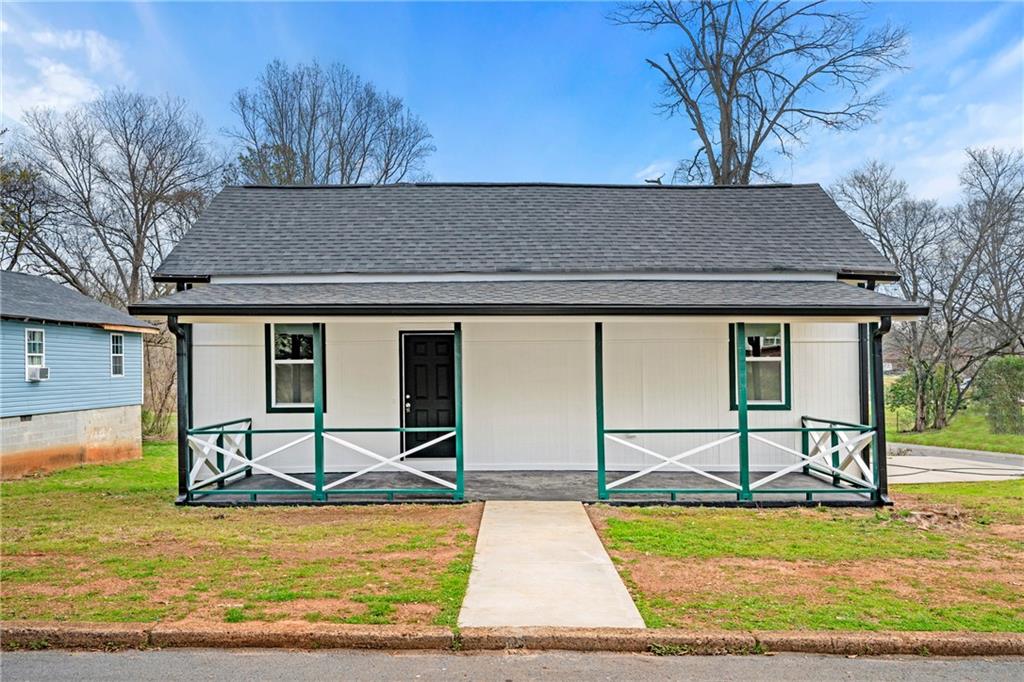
184, 422, 463, 502
599, 417, 877, 502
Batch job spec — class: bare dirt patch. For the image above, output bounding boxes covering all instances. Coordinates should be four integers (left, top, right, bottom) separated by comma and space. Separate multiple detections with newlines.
3, 502, 483, 626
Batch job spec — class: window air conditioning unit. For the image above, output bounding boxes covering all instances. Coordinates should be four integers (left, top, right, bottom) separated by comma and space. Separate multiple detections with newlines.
27, 366, 50, 382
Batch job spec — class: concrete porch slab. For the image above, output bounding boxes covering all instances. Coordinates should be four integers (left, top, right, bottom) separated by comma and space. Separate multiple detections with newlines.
458, 501, 645, 629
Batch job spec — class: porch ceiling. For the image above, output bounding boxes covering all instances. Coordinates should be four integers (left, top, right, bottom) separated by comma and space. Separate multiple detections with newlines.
130, 279, 927, 317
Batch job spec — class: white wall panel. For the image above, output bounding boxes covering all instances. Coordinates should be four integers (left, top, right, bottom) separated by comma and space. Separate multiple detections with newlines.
191, 318, 862, 473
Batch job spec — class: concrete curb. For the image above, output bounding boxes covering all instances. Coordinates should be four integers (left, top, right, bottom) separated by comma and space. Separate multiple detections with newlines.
1, 622, 150, 650
3, 622, 1023, 657
458, 627, 758, 654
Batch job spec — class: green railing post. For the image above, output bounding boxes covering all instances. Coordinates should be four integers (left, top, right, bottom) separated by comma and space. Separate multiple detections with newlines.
313, 323, 325, 501
595, 322, 608, 500
735, 323, 752, 500
216, 433, 225, 489
244, 420, 253, 479
454, 322, 465, 501
830, 428, 841, 487
801, 421, 810, 476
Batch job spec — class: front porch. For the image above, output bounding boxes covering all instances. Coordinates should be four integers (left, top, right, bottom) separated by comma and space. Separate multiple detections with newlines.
175, 318, 890, 506
184, 469, 877, 505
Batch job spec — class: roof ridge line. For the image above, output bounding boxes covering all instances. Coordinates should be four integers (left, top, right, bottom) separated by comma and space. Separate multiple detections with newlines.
234, 181, 814, 190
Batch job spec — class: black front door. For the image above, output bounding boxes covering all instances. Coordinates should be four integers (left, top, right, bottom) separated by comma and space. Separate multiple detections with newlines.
402, 333, 455, 458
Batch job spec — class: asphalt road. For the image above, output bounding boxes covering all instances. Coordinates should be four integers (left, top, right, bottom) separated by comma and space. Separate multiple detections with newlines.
3, 649, 1022, 681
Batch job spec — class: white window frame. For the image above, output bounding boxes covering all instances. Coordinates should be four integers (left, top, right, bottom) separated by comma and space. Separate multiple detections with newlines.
736, 323, 787, 406
270, 322, 315, 408
24, 328, 46, 381
110, 333, 125, 377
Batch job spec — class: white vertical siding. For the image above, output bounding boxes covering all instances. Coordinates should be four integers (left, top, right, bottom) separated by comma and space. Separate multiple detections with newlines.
190, 318, 861, 472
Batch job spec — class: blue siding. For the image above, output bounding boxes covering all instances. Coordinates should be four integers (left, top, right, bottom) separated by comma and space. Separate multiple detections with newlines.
0, 319, 143, 417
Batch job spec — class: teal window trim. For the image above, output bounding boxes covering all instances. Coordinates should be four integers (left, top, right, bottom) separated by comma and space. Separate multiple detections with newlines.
264, 323, 327, 414
728, 322, 792, 411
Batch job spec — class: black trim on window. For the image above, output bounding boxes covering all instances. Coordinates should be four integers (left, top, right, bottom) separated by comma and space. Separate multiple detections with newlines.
264, 323, 327, 414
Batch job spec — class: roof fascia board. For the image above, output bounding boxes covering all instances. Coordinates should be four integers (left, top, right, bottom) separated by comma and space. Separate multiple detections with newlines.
129, 303, 929, 318
173, 313, 919, 325
1, 314, 155, 331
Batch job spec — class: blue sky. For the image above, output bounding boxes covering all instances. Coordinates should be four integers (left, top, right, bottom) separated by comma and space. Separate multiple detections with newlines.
2, 1, 1022, 201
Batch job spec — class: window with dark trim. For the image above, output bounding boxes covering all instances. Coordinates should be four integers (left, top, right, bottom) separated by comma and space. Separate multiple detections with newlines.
729, 323, 791, 411
110, 333, 125, 377
264, 323, 326, 413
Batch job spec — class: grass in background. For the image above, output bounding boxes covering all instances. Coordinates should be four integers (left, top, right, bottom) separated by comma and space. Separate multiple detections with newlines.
887, 406, 1024, 455
1, 443, 481, 626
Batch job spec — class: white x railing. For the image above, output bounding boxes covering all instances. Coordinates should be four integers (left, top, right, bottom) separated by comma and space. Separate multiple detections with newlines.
322, 431, 457, 491
187, 432, 315, 491
749, 429, 875, 490
605, 432, 742, 490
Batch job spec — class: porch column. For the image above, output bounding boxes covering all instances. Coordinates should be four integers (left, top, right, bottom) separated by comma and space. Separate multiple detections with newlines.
735, 322, 752, 500
870, 317, 892, 502
594, 322, 607, 500
169, 315, 191, 500
454, 322, 465, 500
313, 323, 325, 501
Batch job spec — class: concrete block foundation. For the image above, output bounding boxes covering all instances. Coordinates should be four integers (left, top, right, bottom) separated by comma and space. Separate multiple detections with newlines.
0, 404, 142, 479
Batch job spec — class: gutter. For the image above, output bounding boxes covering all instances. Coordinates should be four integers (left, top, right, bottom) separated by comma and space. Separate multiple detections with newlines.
128, 303, 931, 318
168, 316, 190, 498
872, 316, 893, 501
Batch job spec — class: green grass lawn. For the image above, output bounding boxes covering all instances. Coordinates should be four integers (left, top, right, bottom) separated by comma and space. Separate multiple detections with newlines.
1, 443, 481, 626
887, 407, 1024, 455
590, 480, 1024, 632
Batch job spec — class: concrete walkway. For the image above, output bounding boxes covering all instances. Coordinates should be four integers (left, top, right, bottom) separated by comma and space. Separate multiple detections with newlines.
458, 501, 644, 629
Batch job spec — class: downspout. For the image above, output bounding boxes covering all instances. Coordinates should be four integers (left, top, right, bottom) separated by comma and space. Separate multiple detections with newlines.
871, 315, 892, 503
168, 315, 190, 501
857, 281, 875, 429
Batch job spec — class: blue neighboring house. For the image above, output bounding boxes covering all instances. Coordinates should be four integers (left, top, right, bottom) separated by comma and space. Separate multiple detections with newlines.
0, 271, 155, 477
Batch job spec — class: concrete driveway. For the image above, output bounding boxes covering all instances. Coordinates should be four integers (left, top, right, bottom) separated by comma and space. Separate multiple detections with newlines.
888, 443, 1024, 484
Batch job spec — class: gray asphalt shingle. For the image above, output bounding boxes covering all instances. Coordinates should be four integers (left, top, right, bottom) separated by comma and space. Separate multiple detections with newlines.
129, 280, 926, 316
1, 271, 155, 329
155, 183, 897, 278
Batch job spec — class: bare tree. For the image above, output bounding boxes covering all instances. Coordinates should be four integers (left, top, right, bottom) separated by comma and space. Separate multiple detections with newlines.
612, 1, 907, 184
832, 149, 1024, 431
1, 137, 59, 271
6, 90, 222, 439
228, 60, 435, 185
13, 89, 222, 307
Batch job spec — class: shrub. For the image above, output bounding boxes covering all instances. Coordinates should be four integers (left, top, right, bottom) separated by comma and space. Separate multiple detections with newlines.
974, 356, 1024, 434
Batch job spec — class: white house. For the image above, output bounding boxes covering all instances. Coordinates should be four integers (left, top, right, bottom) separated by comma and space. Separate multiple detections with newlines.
130, 182, 926, 505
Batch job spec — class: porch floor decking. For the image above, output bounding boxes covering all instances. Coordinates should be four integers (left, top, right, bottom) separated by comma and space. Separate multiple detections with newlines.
188, 470, 872, 504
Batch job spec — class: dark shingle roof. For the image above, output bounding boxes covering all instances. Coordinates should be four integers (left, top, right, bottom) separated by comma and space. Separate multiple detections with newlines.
1, 271, 155, 330
155, 183, 897, 279
129, 280, 926, 317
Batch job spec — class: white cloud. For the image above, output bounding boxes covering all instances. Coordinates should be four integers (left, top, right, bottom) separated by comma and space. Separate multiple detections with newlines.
634, 160, 675, 182
4, 57, 101, 118
1, 18, 131, 123
944, 3, 1013, 61
981, 38, 1024, 82
28, 29, 131, 80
